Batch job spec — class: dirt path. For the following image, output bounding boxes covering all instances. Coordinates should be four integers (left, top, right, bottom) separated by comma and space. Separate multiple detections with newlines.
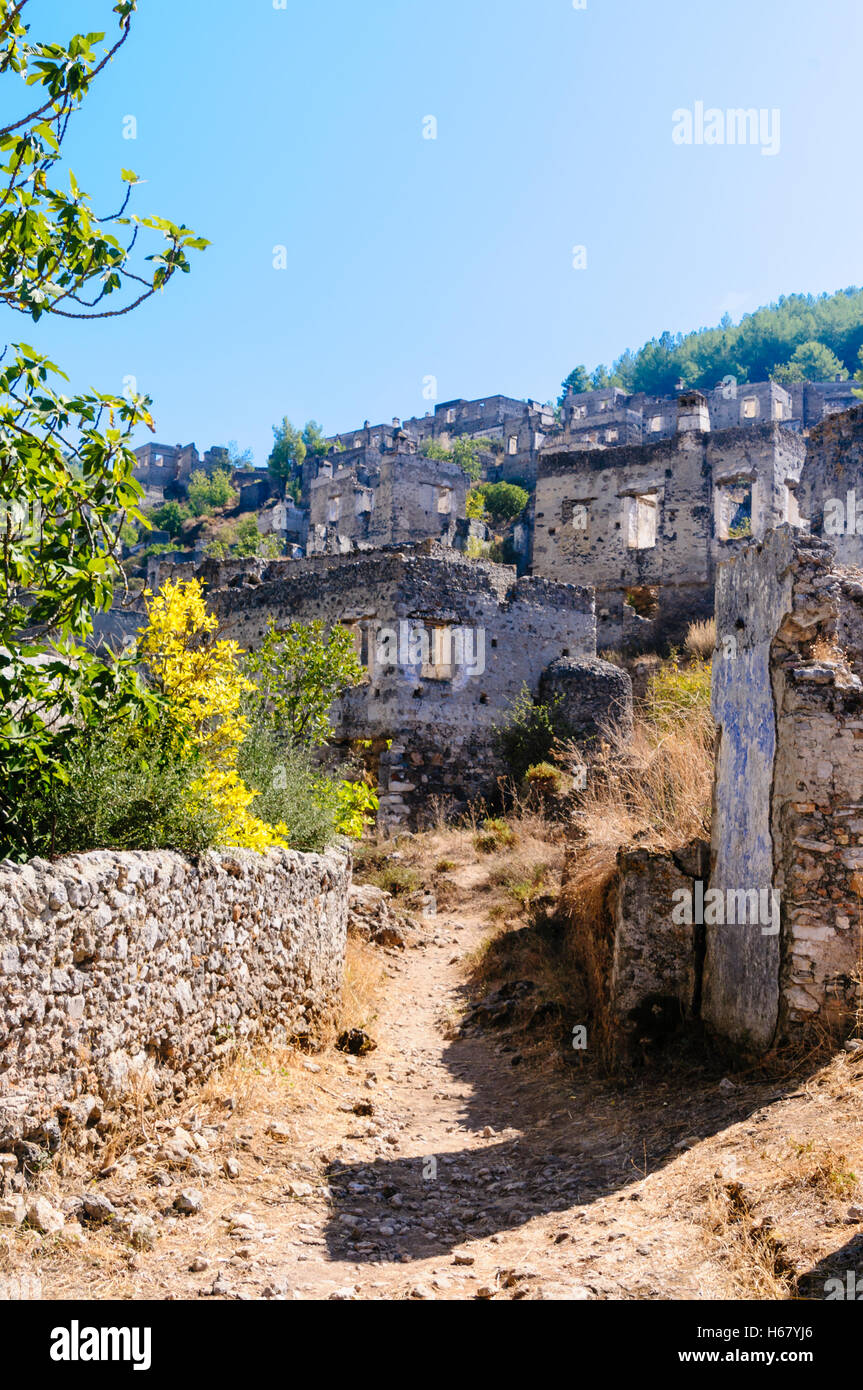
9, 863, 863, 1302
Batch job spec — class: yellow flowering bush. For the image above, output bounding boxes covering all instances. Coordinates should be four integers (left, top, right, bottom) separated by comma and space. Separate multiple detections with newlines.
138, 579, 288, 850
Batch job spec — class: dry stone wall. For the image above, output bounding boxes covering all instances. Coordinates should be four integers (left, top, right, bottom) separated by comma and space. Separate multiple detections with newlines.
0, 847, 350, 1152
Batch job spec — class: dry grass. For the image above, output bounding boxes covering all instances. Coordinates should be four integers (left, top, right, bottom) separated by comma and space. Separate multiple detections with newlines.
684, 617, 716, 661
557, 656, 716, 1062
570, 668, 715, 857
811, 634, 847, 664
700, 1179, 797, 1299
337, 937, 386, 1036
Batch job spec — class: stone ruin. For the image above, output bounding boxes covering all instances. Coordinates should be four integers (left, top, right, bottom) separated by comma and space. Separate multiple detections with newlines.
534, 392, 806, 651
307, 433, 469, 556
577, 525, 863, 1061
138, 389, 863, 1061
170, 542, 632, 830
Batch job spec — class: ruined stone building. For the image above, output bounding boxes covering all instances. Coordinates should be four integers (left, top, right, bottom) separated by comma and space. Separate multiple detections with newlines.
569, 525, 863, 1062
795, 404, 863, 565
533, 391, 806, 650
132, 441, 231, 504
323, 395, 556, 489
173, 543, 631, 829
307, 432, 470, 555
558, 377, 858, 450
703, 525, 863, 1053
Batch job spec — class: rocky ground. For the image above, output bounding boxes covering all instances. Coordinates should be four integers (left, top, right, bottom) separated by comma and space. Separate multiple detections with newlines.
3, 834, 863, 1302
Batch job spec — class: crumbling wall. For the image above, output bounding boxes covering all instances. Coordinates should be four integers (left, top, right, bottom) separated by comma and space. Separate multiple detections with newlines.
308, 452, 468, 555
796, 406, 863, 564
565, 840, 708, 1064
706, 526, 863, 1053
188, 543, 629, 827
534, 423, 804, 651
0, 847, 350, 1151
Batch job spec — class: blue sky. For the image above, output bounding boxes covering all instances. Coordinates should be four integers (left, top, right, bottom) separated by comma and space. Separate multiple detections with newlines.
9, 0, 863, 463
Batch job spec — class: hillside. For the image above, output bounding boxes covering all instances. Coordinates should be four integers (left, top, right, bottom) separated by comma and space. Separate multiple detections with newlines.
561, 286, 863, 400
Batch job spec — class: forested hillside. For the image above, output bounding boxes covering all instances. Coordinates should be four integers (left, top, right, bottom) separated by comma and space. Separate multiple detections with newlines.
561, 287, 863, 400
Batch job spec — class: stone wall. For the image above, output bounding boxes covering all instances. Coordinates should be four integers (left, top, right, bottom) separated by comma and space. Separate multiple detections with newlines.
534, 423, 805, 651
566, 841, 708, 1064
174, 542, 630, 827
0, 847, 350, 1152
705, 526, 863, 1053
796, 405, 863, 564
308, 450, 469, 555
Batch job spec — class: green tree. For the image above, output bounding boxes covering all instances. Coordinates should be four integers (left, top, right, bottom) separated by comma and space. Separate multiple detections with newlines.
268, 417, 307, 499
419, 439, 453, 461
452, 436, 483, 482
494, 685, 562, 782
558, 365, 593, 404
207, 516, 283, 561
0, 1, 208, 857
186, 467, 237, 517
302, 420, 328, 457
245, 619, 365, 749
150, 499, 190, 538
852, 346, 863, 402
559, 287, 863, 400
227, 440, 254, 467
477, 481, 529, 522
773, 340, 848, 384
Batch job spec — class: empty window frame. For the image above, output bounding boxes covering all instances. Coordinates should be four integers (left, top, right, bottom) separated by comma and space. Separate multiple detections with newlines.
328, 495, 342, 523
420, 624, 455, 681
508, 435, 518, 455
716, 481, 753, 540
741, 397, 759, 420
624, 492, 658, 549
624, 586, 660, 620
785, 481, 801, 526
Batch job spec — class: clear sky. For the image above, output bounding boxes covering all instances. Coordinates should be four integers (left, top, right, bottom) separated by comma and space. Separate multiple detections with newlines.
8, 0, 863, 464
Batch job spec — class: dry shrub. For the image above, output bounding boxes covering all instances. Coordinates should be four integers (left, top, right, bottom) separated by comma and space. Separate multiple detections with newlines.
571, 681, 715, 856
559, 844, 619, 1058
811, 634, 847, 664
684, 617, 716, 661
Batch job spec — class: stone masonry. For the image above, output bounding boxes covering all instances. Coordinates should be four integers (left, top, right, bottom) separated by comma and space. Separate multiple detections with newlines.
308, 439, 469, 555
705, 526, 863, 1053
0, 847, 350, 1152
178, 543, 632, 828
534, 401, 805, 651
